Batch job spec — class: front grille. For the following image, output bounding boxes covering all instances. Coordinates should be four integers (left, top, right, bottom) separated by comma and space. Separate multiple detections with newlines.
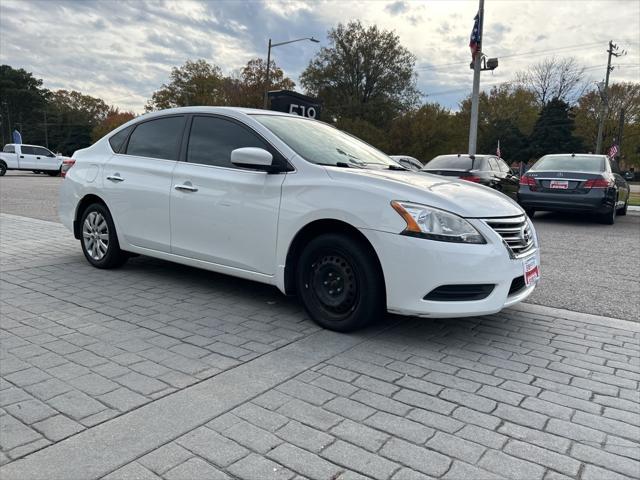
484, 215, 535, 258
424, 284, 495, 302
508, 276, 526, 296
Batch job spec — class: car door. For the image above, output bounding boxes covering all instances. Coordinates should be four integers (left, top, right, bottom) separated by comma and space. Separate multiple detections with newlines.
487, 157, 503, 190
609, 158, 630, 206
18, 146, 38, 169
102, 115, 185, 253
170, 115, 285, 274
33, 146, 58, 171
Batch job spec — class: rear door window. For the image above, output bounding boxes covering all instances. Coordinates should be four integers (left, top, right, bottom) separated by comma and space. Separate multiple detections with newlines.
20, 146, 35, 155
109, 125, 134, 153
126, 116, 185, 160
33, 147, 54, 156
3, 145, 15, 153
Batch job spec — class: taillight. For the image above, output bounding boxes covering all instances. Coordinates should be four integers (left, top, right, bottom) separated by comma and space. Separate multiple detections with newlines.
460, 175, 482, 183
584, 178, 613, 189
61, 159, 75, 178
519, 175, 536, 186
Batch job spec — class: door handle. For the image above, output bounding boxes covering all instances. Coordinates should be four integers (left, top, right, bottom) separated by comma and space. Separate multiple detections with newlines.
106, 175, 124, 182
20, 155, 24, 158
174, 184, 198, 192
36, 156, 41, 159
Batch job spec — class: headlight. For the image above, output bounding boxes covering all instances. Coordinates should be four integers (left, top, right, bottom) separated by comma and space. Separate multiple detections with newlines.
391, 201, 486, 244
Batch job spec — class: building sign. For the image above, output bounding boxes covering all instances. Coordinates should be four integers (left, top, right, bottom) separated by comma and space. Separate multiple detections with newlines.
268, 90, 322, 119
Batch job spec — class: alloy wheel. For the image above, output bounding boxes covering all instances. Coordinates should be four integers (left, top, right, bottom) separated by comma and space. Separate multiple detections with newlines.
82, 211, 109, 260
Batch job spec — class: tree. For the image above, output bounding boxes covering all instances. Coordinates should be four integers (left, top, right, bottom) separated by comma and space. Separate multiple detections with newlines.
300, 21, 420, 128
516, 57, 587, 106
91, 107, 136, 142
573, 82, 640, 166
227, 58, 295, 108
528, 98, 584, 158
457, 84, 538, 162
46, 90, 109, 154
388, 103, 459, 161
145, 59, 228, 111
0, 65, 48, 145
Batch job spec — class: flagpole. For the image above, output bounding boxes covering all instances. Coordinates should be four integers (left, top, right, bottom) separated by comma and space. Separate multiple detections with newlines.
468, 0, 484, 156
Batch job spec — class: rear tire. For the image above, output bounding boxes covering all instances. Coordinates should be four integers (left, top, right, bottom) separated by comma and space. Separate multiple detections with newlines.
79, 203, 128, 268
618, 199, 628, 216
296, 233, 384, 332
0, 162, 6, 176
47, 169, 60, 176
600, 206, 616, 225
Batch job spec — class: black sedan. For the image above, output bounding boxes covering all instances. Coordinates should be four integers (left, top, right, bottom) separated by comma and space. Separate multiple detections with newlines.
421, 154, 519, 200
518, 154, 630, 224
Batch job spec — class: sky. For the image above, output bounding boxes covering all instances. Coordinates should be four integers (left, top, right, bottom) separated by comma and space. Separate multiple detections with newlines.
1, 0, 639, 113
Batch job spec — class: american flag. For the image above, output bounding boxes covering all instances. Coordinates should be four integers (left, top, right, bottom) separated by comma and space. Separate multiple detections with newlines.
496, 140, 501, 158
469, 12, 481, 60
608, 144, 619, 158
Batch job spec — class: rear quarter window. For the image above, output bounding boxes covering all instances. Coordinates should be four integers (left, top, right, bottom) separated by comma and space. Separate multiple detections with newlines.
108, 125, 134, 153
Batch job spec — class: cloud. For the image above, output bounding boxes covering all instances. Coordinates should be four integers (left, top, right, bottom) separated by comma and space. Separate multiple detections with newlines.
385, 1, 408, 16
0, 0, 638, 112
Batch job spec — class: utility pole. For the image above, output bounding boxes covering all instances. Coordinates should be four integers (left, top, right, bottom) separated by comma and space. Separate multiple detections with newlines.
468, 0, 484, 155
616, 108, 625, 162
264, 38, 272, 109
595, 40, 625, 154
43, 110, 49, 148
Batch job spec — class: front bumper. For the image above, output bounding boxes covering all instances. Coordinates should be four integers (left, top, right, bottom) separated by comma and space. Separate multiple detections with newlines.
360, 220, 539, 318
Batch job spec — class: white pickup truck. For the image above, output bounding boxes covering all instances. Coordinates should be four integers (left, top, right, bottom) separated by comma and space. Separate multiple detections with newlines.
0, 144, 63, 176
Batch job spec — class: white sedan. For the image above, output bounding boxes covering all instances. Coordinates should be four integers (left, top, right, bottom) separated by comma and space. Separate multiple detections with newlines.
59, 107, 540, 331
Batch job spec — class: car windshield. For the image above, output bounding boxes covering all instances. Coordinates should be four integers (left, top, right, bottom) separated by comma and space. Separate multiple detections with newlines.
423, 155, 474, 170
531, 155, 606, 172
252, 115, 398, 168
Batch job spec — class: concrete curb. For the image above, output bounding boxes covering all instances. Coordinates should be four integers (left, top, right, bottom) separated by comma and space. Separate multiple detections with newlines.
514, 302, 640, 332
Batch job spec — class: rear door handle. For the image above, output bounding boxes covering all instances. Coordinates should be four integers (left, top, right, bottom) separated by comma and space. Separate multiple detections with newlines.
106, 175, 124, 182
174, 184, 198, 192
36, 156, 41, 159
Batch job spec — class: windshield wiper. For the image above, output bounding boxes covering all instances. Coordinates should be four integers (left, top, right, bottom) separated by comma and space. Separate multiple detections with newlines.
387, 164, 408, 171
316, 162, 365, 169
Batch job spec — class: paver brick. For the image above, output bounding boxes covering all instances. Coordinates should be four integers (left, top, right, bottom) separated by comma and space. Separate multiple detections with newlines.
330, 419, 389, 453
452, 406, 501, 430
234, 403, 289, 432
269, 443, 344, 480
103, 462, 162, 480
442, 460, 506, 480
493, 404, 547, 429
164, 457, 230, 480
571, 443, 640, 478
352, 390, 412, 416
572, 410, 640, 441
0, 414, 42, 450
504, 440, 580, 476
426, 431, 485, 464
380, 438, 450, 478
353, 376, 400, 396
31, 414, 84, 441
5, 398, 56, 425
98, 388, 148, 411
228, 453, 294, 480
406, 408, 464, 433
276, 420, 334, 453
47, 390, 105, 420
177, 426, 248, 467
366, 411, 435, 444
115, 372, 167, 396
138, 443, 193, 475
457, 424, 507, 450
276, 379, 335, 406
324, 440, 398, 480
223, 419, 282, 454
310, 375, 358, 397
324, 397, 376, 422
439, 388, 495, 413
478, 449, 545, 480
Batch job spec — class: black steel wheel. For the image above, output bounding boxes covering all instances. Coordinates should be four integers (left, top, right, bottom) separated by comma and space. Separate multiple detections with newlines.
296, 233, 384, 332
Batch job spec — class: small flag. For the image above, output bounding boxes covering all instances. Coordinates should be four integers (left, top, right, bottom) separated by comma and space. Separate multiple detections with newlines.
12, 129, 22, 144
469, 12, 481, 60
496, 140, 501, 158
608, 144, 619, 158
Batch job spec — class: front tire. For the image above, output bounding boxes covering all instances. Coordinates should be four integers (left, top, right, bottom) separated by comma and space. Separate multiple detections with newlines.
80, 203, 128, 268
296, 233, 384, 332
0, 162, 6, 176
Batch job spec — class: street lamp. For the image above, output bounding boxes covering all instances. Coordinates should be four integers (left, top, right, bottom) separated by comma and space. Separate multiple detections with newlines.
263, 36, 320, 109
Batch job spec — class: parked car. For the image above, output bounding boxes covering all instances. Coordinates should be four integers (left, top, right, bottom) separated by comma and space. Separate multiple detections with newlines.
518, 153, 630, 224
60, 107, 540, 332
421, 154, 520, 200
623, 171, 635, 181
0, 144, 63, 176
389, 155, 422, 171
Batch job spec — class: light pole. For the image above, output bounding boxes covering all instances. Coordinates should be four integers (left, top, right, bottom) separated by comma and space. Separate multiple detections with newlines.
263, 36, 320, 109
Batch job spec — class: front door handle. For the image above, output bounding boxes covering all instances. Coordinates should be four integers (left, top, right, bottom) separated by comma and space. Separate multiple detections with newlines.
36, 156, 41, 159
106, 175, 124, 182
174, 183, 198, 192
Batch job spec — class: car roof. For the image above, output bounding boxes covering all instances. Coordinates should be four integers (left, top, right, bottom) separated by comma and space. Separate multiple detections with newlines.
541, 153, 608, 158
5, 143, 49, 148
137, 106, 302, 120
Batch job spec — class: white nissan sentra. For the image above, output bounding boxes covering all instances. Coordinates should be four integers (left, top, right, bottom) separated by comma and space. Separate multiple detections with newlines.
59, 107, 540, 332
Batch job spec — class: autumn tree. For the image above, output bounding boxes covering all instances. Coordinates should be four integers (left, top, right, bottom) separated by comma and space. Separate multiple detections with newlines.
516, 57, 587, 106
145, 59, 228, 111
300, 21, 420, 128
91, 107, 136, 142
573, 82, 640, 166
528, 98, 584, 158
226, 58, 295, 108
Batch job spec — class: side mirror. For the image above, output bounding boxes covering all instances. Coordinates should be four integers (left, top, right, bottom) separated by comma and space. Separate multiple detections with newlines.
231, 147, 274, 172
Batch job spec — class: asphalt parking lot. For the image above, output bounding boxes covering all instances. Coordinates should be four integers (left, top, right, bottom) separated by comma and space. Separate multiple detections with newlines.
1, 171, 639, 321
1, 172, 639, 480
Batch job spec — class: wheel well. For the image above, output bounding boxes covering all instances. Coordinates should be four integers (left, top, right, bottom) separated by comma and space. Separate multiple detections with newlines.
284, 219, 386, 301
73, 194, 106, 239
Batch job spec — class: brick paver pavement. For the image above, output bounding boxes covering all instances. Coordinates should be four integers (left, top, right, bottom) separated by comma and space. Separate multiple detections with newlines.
1, 213, 639, 479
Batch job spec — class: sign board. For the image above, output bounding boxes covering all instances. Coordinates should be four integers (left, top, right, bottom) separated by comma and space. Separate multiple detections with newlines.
268, 90, 322, 119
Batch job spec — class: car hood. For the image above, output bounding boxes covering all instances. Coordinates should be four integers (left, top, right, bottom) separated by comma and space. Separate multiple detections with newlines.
325, 167, 524, 218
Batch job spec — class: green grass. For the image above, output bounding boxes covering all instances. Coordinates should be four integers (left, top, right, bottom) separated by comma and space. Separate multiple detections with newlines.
629, 192, 640, 207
